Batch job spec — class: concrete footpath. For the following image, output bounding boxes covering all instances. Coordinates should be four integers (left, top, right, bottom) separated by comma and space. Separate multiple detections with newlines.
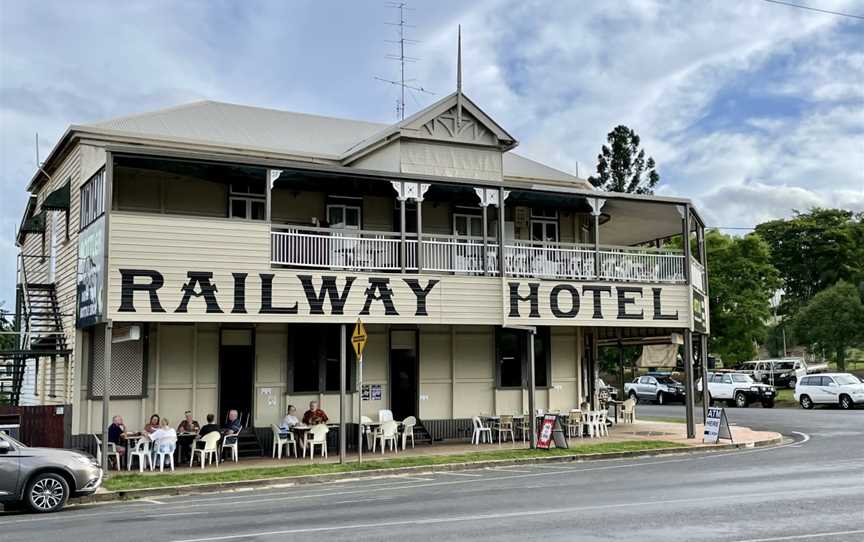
73, 420, 782, 504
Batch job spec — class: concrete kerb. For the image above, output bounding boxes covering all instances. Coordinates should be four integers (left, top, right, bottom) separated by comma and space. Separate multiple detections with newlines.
72, 434, 783, 505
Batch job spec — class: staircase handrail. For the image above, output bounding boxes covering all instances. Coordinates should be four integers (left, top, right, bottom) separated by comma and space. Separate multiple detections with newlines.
16, 254, 32, 350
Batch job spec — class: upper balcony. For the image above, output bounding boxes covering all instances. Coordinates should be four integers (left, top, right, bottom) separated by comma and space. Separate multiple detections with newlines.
271, 225, 687, 284
110, 154, 706, 288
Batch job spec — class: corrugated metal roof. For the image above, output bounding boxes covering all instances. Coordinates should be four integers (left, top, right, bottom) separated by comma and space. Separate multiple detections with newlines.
85, 100, 589, 186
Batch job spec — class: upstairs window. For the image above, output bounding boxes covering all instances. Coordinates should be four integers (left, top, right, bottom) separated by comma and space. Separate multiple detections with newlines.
229, 181, 266, 221
79, 169, 105, 229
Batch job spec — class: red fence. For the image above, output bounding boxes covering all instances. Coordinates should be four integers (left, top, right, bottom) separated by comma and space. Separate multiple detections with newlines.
0, 405, 72, 448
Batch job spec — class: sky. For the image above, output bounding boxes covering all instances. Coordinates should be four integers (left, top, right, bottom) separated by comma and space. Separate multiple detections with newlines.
1, 0, 862, 306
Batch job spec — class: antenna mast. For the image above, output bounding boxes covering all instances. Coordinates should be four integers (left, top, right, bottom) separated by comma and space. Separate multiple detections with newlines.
376, 2, 433, 120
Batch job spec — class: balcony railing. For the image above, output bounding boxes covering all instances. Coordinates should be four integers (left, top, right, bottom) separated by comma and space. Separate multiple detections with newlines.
271, 225, 687, 284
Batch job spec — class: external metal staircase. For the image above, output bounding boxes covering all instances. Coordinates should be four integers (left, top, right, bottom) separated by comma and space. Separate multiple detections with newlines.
0, 255, 70, 406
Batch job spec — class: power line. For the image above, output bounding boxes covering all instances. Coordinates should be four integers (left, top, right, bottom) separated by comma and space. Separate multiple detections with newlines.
757, 0, 864, 20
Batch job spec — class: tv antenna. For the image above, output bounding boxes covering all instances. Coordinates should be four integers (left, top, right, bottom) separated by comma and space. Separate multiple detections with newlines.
375, 2, 434, 120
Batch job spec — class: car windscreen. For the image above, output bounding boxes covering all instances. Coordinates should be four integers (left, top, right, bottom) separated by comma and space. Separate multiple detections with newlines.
731, 374, 753, 383
774, 362, 794, 370
834, 374, 860, 385
656, 377, 679, 385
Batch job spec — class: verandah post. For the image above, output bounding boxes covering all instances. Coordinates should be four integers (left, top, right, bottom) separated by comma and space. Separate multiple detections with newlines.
101, 320, 112, 474
339, 323, 346, 464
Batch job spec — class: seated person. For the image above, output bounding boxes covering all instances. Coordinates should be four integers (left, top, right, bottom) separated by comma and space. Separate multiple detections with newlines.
177, 411, 200, 434
280, 405, 299, 434
221, 409, 243, 435
107, 415, 127, 465
193, 413, 220, 451
198, 413, 220, 438
302, 401, 329, 425
144, 414, 160, 434
148, 418, 177, 460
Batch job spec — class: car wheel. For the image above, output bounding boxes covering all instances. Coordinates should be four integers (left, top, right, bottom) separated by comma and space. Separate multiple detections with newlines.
800, 395, 813, 410
25, 472, 69, 513
735, 392, 749, 408
628, 391, 638, 403
656, 392, 665, 405
839, 395, 854, 410
761, 399, 775, 409
787, 377, 797, 389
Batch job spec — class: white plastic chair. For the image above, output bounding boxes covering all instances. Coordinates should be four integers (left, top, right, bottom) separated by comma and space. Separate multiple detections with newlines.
271, 424, 297, 459
517, 416, 532, 443
378, 409, 394, 422
622, 399, 636, 424
375, 420, 399, 454
597, 410, 609, 437
565, 410, 583, 438
221, 433, 239, 463
190, 432, 221, 468
471, 416, 492, 445
401, 416, 416, 450
152, 438, 177, 472
581, 411, 599, 439
304, 424, 329, 459
93, 434, 121, 471
127, 438, 152, 472
497, 415, 515, 444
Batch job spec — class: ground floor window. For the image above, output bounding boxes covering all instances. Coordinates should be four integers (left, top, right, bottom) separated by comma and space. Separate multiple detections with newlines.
495, 327, 551, 389
289, 325, 355, 393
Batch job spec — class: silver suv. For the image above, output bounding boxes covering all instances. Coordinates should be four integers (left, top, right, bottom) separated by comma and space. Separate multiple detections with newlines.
0, 431, 103, 513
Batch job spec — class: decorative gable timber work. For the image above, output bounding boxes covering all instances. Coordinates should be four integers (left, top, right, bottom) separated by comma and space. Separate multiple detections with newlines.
343, 92, 516, 181
416, 106, 498, 146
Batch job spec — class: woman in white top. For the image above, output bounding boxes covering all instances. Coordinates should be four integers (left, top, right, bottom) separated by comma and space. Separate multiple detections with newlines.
148, 418, 178, 457
280, 405, 299, 434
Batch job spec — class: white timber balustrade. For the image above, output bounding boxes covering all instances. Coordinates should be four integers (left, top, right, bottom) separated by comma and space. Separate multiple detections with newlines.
421, 235, 499, 275
271, 225, 415, 272
271, 226, 686, 283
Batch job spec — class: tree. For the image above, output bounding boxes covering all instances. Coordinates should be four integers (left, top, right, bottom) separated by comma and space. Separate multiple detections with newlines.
704, 231, 781, 364
792, 281, 864, 371
588, 125, 660, 194
755, 209, 863, 313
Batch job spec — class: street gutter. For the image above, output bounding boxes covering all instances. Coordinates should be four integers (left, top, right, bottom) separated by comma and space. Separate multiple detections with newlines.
72, 435, 783, 505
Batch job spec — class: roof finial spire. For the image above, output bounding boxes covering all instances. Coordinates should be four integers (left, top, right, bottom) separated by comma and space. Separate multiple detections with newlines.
456, 24, 463, 128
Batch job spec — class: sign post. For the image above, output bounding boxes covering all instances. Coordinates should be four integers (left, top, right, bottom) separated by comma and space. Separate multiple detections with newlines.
352, 319, 368, 463
703, 406, 733, 444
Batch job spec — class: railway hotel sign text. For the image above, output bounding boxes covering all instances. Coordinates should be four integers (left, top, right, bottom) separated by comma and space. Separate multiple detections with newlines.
113, 269, 688, 327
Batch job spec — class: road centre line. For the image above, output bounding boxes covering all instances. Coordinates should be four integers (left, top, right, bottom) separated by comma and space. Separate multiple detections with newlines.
170, 485, 863, 542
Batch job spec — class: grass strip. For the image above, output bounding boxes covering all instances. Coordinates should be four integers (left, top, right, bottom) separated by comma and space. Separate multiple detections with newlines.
104, 440, 679, 492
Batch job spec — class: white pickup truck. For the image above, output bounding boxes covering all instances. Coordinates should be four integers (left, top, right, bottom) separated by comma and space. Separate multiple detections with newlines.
738, 358, 828, 389
697, 372, 776, 408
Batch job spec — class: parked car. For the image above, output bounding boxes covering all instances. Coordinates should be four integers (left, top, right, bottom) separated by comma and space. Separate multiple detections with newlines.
794, 373, 864, 410
0, 431, 103, 513
697, 372, 776, 408
625, 375, 686, 405
738, 358, 828, 389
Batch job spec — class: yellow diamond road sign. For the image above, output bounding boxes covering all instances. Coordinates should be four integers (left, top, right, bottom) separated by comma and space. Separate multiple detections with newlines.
351, 318, 368, 359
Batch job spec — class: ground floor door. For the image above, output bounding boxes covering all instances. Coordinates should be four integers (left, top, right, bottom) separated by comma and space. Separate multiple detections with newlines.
219, 328, 254, 426
389, 329, 418, 421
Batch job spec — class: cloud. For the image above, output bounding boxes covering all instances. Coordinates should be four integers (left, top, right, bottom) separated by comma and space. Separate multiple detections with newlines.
1, 0, 863, 305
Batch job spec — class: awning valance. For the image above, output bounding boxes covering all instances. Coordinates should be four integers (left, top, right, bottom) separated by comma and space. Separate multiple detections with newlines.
20, 210, 46, 234
41, 180, 70, 211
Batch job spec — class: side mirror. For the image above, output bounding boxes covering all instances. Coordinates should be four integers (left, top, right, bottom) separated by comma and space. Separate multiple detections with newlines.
0, 440, 11, 453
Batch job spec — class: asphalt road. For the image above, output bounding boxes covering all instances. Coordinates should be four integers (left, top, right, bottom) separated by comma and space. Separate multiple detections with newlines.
2, 405, 862, 542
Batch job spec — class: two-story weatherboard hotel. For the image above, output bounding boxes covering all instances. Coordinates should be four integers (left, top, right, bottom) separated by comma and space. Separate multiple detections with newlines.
6, 89, 710, 447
